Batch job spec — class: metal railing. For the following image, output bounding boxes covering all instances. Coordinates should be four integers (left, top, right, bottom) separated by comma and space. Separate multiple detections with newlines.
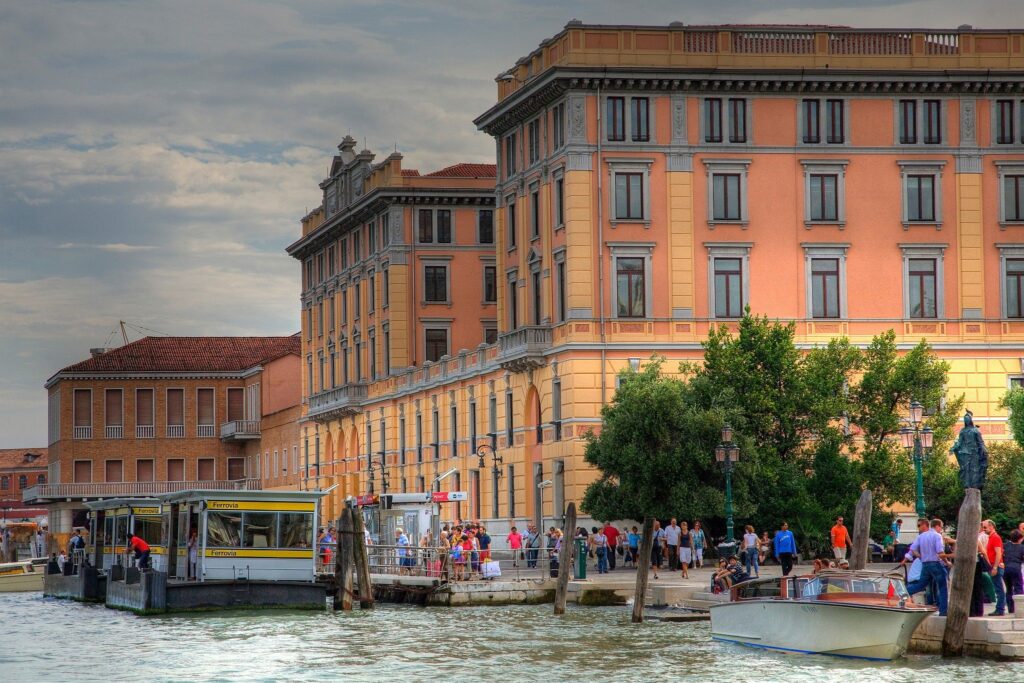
197, 424, 216, 438
23, 478, 262, 502
104, 425, 123, 439
136, 425, 155, 439
307, 384, 368, 419
220, 419, 261, 439
73, 426, 92, 439
166, 424, 184, 438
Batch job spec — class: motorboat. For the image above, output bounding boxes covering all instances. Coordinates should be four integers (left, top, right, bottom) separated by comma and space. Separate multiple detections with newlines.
0, 560, 44, 593
710, 569, 935, 660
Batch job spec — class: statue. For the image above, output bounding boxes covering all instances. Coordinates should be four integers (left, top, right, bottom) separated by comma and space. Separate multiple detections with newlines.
950, 411, 988, 490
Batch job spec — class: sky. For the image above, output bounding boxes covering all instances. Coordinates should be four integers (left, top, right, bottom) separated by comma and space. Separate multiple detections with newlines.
1, 0, 1021, 448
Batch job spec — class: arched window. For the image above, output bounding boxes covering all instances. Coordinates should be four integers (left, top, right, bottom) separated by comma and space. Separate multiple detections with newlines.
18, 475, 28, 489
0, 476, 8, 490
37, 474, 46, 484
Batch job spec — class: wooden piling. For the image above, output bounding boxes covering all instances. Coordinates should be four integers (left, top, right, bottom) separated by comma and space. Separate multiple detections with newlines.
553, 502, 577, 615
351, 506, 374, 609
942, 487, 982, 657
631, 516, 655, 624
849, 489, 872, 570
337, 508, 354, 611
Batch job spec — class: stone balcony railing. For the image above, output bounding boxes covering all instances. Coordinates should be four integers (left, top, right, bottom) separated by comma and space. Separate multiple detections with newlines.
220, 419, 261, 441
498, 325, 552, 372
22, 478, 262, 504
307, 383, 368, 421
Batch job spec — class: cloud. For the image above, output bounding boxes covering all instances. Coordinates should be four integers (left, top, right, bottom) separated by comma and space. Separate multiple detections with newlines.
57, 242, 156, 253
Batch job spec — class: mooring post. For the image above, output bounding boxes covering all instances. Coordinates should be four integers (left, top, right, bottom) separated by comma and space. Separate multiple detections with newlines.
337, 508, 354, 611
849, 489, 872, 570
942, 487, 982, 657
553, 502, 577, 615
351, 506, 374, 609
631, 516, 655, 624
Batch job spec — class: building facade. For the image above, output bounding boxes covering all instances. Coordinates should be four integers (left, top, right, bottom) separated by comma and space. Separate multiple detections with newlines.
32, 336, 301, 532
0, 448, 48, 524
295, 24, 1024, 537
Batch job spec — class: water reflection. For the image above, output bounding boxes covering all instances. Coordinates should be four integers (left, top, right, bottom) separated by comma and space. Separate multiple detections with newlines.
0, 594, 1012, 682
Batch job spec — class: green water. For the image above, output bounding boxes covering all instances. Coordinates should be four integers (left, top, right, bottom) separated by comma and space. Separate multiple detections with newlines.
1, 593, 1019, 682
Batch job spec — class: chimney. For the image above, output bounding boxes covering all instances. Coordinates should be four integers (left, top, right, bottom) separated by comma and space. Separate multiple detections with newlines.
90, 347, 112, 358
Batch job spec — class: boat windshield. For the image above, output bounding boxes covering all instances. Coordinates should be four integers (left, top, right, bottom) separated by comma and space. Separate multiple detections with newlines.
799, 575, 909, 600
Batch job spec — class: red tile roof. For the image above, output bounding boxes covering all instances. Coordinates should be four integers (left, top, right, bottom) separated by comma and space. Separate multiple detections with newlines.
58, 335, 301, 374
422, 163, 497, 179
401, 169, 421, 177
0, 448, 48, 471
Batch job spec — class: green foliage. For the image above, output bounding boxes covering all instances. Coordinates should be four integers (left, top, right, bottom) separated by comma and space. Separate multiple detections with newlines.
999, 388, 1024, 447
982, 441, 1024, 532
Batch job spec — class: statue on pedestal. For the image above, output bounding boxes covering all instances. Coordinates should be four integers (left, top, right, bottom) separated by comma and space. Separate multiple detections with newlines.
950, 411, 988, 490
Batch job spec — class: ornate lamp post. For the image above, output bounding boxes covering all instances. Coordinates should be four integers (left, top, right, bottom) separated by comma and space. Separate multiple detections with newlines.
715, 423, 741, 558
367, 452, 389, 495
477, 444, 503, 519
899, 400, 933, 518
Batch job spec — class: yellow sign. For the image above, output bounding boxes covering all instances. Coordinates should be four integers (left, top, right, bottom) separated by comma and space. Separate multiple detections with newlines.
207, 501, 315, 512
132, 508, 161, 516
204, 549, 313, 559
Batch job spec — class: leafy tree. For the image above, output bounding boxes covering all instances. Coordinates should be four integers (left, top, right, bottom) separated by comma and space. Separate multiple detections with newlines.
981, 441, 1024, 532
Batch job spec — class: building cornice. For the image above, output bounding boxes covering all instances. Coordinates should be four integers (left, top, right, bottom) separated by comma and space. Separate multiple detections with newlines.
45, 370, 251, 389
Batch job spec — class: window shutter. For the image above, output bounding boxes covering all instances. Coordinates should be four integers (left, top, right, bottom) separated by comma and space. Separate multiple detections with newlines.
227, 388, 244, 422
105, 389, 123, 426
137, 459, 154, 482
167, 459, 184, 481
198, 389, 214, 425
105, 460, 123, 483
167, 389, 184, 426
197, 459, 215, 481
73, 461, 92, 483
136, 389, 154, 426
74, 390, 91, 427
228, 458, 245, 480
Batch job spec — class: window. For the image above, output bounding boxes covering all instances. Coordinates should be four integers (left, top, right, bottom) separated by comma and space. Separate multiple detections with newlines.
0, 477, 6, 490
706, 244, 751, 319
484, 327, 498, 344
425, 329, 448, 362
907, 258, 938, 319
555, 257, 567, 323
340, 240, 348, 269
383, 328, 391, 376
369, 334, 377, 379
616, 257, 646, 318
899, 100, 917, 144
105, 460, 123, 483
431, 409, 440, 461
810, 258, 841, 318
368, 221, 376, 254
437, 210, 452, 243
166, 388, 184, 437
328, 294, 336, 331
478, 210, 494, 244
802, 161, 847, 226
137, 459, 155, 482
37, 474, 45, 484
73, 460, 92, 483
104, 389, 123, 438
704, 98, 722, 142
631, 97, 650, 142
317, 299, 324, 336
996, 100, 1018, 145
554, 176, 565, 227
552, 379, 563, 441
713, 174, 741, 221
531, 270, 542, 325
450, 403, 458, 455
1000, 168, 1024, 224
552, 102, 566, 149
198, 458, 215, 481
615, 173, 643, 220
197, 388, 215, 436
923, 100, 941, 144
73, 389, 91, 439
506, 199, 516, 248
826, 100, 844, 144
484, 265, 497, 303
528, 118, 540, 164
416, 412, 423, 463
530, 186, 540, 238
341, 286, 348, 322
354, 282, 361, 318
418, 209, 433, 243
424, 265, 448, 303
327, 244, 336, 277
1007, 259, 1024, 318
728, 98, 746, 143
504, 133, 517, 178
505, 390, 514, 445
900, 161, 944, 227
353, 231, 361, 262
607, 96, 625, 141
304, 258, 313, 290
489, 393, 497, 445
227, 387, 244, 422
18, 475, 27, 489
803, 100, 820, 143
382, 268, 389, 308
809, 175, 838, 221
507, 275, 518, 329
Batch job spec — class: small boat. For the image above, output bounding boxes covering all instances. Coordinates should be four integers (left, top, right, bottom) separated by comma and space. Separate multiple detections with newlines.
0, 560, 44, 592
710, 569, 934, 660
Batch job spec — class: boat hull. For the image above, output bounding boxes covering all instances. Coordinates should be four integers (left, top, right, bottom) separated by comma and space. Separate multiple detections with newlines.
710, 599, 932, 661
0, 570, 44, 593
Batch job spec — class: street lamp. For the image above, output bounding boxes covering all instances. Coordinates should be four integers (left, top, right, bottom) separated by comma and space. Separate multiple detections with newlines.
477, 444, 503, 519
367, 451, 389, 494
715, 423, 741, 558
899, 400, 933, 518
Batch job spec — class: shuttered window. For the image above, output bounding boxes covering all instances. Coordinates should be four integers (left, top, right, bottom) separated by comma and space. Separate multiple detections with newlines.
227, 388, 244, 422
136, 459, 154, 482
105, 389, 123, 426
166, 389, 184, 426
73, 460, 92, 483
105, 460, 123, 483
74, 390, 92, 426
167, 459, 184, 481
197, 389, 215, 426
197, 458, 215, 481
227, 458, 245, 480
136, 389, 154, 426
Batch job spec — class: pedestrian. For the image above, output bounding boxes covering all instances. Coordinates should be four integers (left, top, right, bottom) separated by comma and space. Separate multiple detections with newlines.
627, 526, 640, 567
549, 529, 562, 578
902, 518, 949, 617
319, 527, 335, 569
830, 516, 850, 562
742, 525, 760, 578
126, 531, 151, 570
758, 531, 771, 566
983, 519, 1007, 616
773, 521, 797, 576
527, 524, 542, 569
478, 525, 492, 563
678, 521, 692, 578
187, 529, 199, 580
508, 526, 523, 567
650, 520, 665, 579
664, 518, 682, 572
35, 528, 45, 558
1003, 529, 1023, 615
394, 527, 412, 575
592, 526, 609, 574
602, 521, 619, 571
692, 521, 707, 568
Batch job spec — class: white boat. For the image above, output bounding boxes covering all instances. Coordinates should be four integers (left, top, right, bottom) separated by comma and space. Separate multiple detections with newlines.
710, 570, 935, 660
0, 561, 44, 592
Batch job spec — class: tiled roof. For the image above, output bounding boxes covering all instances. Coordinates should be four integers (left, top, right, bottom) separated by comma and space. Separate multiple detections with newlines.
422, 163, 497, 179
401, 169, 421, 177
58, 335, 301, 374
0, 448, 48, 471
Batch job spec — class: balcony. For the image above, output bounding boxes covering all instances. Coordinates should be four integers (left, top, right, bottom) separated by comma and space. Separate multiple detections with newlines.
197, 424, 216, 438
104, 425, 123, 439
136, 425, 155, 439
73, 426, 92, 439
220, 419, 261, 441
22, 478, 262, 504
498, 325, 552, 372
166, 424, 184, 438
307, 383, 367, 422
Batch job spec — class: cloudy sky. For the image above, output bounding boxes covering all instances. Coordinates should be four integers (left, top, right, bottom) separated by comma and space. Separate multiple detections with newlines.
0, 0, 1018, 447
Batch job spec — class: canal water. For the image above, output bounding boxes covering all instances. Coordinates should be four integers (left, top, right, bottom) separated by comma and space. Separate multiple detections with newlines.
1, 593, 1018, 682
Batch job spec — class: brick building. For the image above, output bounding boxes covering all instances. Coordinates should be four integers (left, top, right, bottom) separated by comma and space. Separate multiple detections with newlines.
0, 448, 48, 524
31, 335, 302, 532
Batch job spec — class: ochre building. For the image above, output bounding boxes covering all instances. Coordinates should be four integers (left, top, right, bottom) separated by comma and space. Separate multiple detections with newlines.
295, 24, 1024, 535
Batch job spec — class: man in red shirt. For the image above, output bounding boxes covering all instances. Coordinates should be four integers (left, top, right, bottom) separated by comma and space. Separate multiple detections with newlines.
830, 516, 850, 561
127, 531, 151, 570
984, 519, 1006, 616
602, 522, 620, 571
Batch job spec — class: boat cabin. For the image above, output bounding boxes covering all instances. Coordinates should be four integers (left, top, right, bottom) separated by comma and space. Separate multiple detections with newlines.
84, 498, 164, 572
732, 570, 912, 606
157, 489, 324, 582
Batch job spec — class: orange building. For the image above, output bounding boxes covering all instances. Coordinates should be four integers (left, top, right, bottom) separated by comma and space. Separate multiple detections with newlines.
32, 336, 301, 533
1, 448, 48, 523
295, 24, 1024, 536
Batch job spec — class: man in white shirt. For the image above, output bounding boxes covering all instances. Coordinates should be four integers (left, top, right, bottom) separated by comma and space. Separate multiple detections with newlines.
664, 519, 682, 572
